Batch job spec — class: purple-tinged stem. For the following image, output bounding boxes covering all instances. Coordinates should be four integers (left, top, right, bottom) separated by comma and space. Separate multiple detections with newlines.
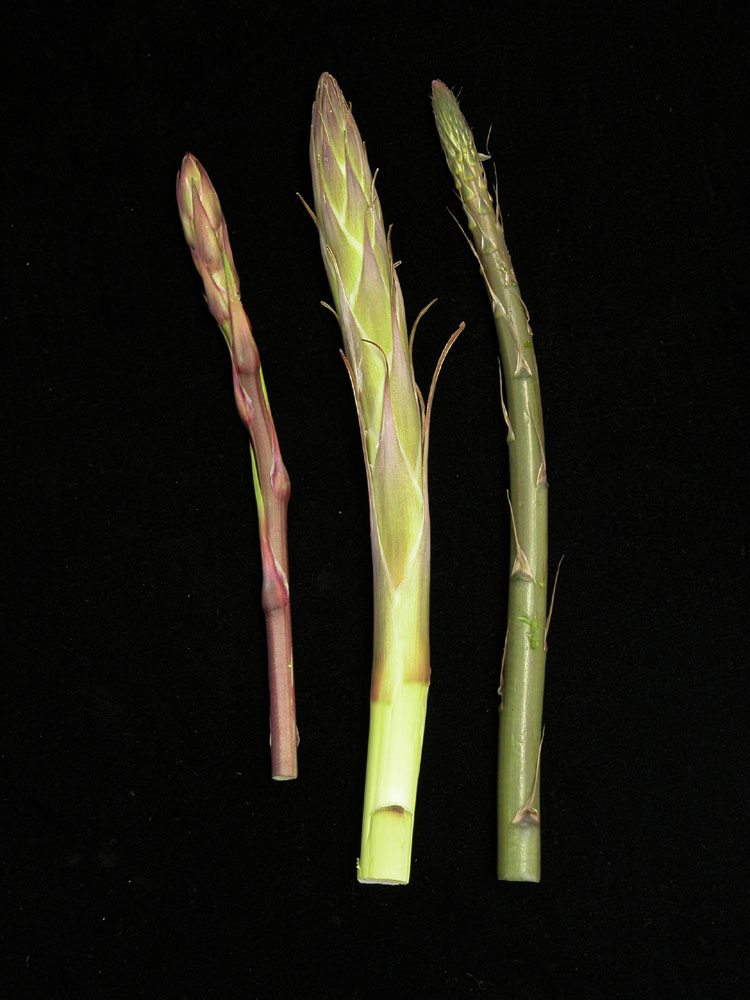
177, 153, 297, 779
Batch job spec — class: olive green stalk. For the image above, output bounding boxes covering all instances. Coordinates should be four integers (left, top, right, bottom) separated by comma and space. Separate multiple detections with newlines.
309, 73, 461, 882
432, 82, 549, 881
177, 154, 297, 780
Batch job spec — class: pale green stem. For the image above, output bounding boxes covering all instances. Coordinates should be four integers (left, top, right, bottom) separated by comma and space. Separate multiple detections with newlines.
358, 536, 431, 883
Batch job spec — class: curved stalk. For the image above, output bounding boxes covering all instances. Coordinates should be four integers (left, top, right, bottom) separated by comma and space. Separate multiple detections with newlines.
177, 154, 297, 780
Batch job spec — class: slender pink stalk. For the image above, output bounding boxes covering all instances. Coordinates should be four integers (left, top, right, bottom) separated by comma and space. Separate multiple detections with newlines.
177, 153, 297, 779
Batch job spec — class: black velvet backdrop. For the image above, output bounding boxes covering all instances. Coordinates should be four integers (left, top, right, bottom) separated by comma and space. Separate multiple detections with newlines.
4, 2, 746, 996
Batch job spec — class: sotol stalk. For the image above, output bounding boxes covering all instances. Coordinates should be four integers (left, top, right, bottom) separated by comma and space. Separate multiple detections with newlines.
308, 73, 461, 882
432, 82, 549, 881
177, 154, 297, 780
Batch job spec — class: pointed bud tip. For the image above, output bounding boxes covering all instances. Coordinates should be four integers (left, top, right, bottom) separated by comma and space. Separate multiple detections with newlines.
178, 153, 224, 236
176, 154, 201, 246
317, 71, 339, 95
431, 80, 475, 158
431, 79, 458, 112
315, 72, 335, 109
176, 153, 201, 217
178, 151, 204, 188
314, 71, 350, 124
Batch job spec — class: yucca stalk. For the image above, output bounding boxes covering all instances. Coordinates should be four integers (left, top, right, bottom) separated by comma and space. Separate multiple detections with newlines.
308, 73, 461, 883
432, 82, 549, 881
177, 153, 297, 780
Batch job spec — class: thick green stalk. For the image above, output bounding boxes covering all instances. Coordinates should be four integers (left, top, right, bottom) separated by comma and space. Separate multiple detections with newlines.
177, 154, 297, 780
432, 82, 549, 881
309, 73, 459, 882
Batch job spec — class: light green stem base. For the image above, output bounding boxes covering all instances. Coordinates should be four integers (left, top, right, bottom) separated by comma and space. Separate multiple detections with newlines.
357, 682, 429, 884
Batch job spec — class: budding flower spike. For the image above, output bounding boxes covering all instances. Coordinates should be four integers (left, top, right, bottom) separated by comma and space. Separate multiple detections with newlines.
432, 82, 551, 881
307, 73, 463, 883
177, 153, 297, 780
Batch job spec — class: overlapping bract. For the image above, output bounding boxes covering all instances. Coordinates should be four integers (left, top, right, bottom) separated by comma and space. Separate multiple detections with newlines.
310, 74, 426, 589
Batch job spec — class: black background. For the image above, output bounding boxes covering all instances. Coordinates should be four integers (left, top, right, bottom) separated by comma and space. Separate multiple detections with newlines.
4, 1, 747, 996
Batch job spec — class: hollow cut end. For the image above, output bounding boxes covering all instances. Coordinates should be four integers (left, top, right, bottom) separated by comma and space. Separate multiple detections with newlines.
357, 805, 414, 885
497, 821, 541, 882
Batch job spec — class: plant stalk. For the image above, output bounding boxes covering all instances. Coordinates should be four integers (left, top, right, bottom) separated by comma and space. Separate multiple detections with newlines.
358, 526, 430, 883
309, 73, 460, 881
432, 82, 549, 880
177, 154, 297, 780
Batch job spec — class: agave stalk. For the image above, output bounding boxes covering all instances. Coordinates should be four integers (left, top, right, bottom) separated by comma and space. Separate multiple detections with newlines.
177, 153, 297, 780
308, 73, 461, 883
432, 82, 549, 881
